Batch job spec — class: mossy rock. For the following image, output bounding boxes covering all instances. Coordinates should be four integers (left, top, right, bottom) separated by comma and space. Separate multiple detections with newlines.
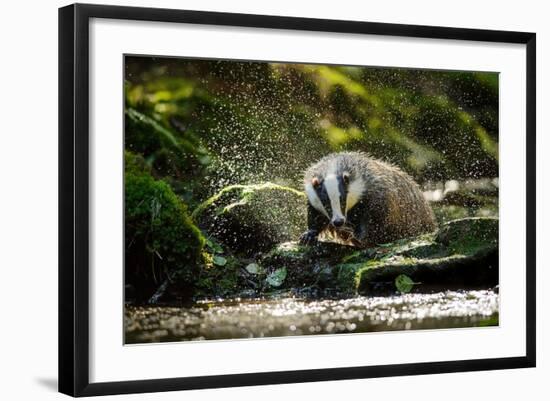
192, 183, 307, 256
353, 217, 498, 293
354, 250, 497, 294
436, 217, 498, 251
428, 180, 498, 225
259, 241, 359, 291
125, 151, 205, 302
431, 200, 498, 225
249, 217, 498, 296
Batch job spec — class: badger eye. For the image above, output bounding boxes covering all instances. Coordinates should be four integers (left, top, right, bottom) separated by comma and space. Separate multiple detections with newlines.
312, 177, 321, 188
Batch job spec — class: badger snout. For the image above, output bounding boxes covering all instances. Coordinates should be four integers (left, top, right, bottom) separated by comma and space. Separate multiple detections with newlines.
331, 217, 345, 227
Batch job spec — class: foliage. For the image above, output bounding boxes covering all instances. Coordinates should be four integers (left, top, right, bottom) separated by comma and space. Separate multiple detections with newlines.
266, 267, 287, 287
395, 274, 416, 293
194, 252, 241, 298
245, 263, 262, 274
125, 57, 498, 191
212, 255, 227, 266
125, 104, 210, 206
125, 151, 205, 301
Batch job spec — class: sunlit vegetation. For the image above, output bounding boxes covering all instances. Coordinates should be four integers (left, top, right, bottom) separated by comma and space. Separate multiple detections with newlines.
125, 57, 498, 199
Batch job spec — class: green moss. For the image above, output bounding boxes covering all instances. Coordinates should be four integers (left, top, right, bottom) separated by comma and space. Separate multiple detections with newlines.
349, 218, 498, 293
335, 263, 366, 291
192, 183, 307, 255
436, 217, 498, 255
191, 182, 305, 220
349, 219, 498, 294
125, 152, 205, 300
258, 218, 498, 296
125, 150, 150, 175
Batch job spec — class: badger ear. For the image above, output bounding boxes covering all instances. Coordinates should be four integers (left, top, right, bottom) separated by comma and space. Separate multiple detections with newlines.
311, 177, 321, 188
342, 172, 350, 185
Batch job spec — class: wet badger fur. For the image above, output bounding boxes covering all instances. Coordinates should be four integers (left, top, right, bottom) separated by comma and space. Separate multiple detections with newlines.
300, 151, 437, 247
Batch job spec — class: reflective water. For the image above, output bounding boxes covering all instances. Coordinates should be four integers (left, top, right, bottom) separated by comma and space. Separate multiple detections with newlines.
125, 289, 498, 343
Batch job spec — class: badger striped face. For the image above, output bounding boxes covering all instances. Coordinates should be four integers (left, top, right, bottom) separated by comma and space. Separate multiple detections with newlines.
306, 172, 357, 227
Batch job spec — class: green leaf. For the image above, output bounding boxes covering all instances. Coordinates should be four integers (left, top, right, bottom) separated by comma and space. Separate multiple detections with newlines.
395, 274, 416, 293
205, 238, 224, 254
245, 263, 261, 274
212, 255, 227, 266
266, 267, 287, 287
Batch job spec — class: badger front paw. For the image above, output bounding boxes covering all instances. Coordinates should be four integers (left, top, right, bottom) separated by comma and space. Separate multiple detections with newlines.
299, 229, 319, 245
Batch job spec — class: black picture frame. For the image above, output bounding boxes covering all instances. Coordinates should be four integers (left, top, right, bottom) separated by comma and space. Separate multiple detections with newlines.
59, 3, 536, 397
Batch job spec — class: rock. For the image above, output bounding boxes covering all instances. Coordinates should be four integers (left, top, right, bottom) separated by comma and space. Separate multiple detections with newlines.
192, 183, 307, 256
256, 217, 498, 296
125, 151, 205, 303
425, 178, 499, 224
436, 216, 498, 249
259, 241, 358, 291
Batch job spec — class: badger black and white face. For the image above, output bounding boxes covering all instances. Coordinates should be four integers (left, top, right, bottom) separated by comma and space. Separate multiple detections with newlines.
305, 171, 365, 228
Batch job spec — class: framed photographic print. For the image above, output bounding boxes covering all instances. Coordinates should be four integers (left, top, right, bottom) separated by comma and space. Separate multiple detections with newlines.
58, 3, 536, 397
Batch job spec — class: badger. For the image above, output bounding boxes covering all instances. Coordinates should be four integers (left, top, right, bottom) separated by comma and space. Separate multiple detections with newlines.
300, 151, 437, 247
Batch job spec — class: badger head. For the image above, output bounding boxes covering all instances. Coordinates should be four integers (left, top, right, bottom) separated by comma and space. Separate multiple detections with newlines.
305, 171, 364, 228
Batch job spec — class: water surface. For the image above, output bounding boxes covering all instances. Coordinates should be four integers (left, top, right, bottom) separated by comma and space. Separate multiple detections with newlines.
125, 289, 498, 343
